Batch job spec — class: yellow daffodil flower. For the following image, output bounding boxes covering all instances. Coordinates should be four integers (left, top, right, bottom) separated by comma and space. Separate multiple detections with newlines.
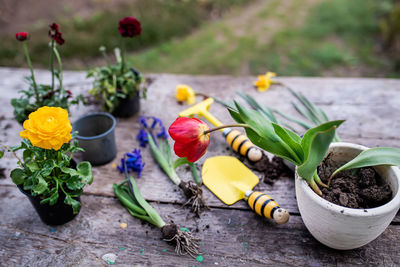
175, 84, 196, 105
254, 72, 276, 92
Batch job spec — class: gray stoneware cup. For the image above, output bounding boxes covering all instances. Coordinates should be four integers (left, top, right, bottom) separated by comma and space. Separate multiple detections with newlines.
73, 112, 117, 166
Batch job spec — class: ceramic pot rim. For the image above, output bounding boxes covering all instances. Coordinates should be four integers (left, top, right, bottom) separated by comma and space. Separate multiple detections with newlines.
74, 112, 116, 141
296, 142, 400, 217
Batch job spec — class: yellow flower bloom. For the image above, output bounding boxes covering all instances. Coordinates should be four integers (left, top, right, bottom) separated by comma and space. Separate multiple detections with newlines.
175, 84, 196, 105
254, 72, 276, 92
20, 106, 72, 151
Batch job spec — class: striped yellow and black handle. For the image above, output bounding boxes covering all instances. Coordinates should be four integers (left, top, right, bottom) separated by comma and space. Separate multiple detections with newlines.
245, 191, 290, 224
223, 128, 262, 162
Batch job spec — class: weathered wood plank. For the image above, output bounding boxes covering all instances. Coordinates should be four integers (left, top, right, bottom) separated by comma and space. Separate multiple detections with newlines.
1, 186, 400, 266
1, 68, 400, 213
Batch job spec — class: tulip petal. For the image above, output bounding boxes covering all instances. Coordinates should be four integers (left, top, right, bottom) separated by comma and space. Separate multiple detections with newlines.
168, 117, 207, 144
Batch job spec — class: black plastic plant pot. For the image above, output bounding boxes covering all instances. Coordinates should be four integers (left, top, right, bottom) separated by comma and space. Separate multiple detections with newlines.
73, 112, 117, 166
111, 91, 140, 118
18, 186, 80, 225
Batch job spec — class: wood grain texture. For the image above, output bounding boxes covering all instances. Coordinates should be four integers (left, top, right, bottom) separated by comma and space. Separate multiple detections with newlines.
0, 68, 400, 266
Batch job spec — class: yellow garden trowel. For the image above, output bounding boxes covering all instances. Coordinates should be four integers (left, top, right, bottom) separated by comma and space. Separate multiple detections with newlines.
202, 156, 290, 224
179, 97, 262, 162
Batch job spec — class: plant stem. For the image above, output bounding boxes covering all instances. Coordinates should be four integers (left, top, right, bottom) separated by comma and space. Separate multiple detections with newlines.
189, 163, 202, 185
53, 46, 63, 92
0, 142, 24, 167
203, 124, 250, 135
50, 40, 55, 93
23, 43, 39, 106
308, 178, 322, 196
120, 37, 126, 74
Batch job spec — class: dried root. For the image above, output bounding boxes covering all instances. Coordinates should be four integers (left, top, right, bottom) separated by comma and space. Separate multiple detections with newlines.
179, 181, 209, 216
161, 223, 200, 258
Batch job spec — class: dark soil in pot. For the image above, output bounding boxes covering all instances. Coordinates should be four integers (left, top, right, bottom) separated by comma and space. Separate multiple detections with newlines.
318, 154, 392, 209
243, 153, 293, 185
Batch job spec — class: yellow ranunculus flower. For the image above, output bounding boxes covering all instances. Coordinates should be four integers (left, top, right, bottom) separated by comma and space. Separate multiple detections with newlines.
254, 72, 276, 92
175, 84, 196, 105
20, 106, 72, 151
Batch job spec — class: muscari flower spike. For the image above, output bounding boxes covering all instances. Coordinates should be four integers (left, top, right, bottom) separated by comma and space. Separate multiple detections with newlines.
137, 115, 168, 147
117, 149, 145, 177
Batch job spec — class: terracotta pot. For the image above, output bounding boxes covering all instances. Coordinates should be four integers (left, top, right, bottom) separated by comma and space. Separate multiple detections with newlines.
295, 142, 400, 249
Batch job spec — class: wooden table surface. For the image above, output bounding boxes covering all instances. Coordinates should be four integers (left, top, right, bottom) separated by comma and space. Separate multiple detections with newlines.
0, 68, 400, 266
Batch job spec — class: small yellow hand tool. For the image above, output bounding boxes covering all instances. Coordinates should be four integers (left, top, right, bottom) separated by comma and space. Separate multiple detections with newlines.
179, 98, 262, 162
202, 156, 290, 224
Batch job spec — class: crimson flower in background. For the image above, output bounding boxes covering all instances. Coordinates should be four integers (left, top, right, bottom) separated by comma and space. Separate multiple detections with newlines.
16, 32, 30, 41
48, 23, 65, 45
168, 117, 210, 163
118, 17, 142, 37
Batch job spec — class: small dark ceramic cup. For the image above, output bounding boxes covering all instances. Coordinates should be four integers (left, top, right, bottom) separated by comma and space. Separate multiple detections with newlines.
73, 112, 117, 166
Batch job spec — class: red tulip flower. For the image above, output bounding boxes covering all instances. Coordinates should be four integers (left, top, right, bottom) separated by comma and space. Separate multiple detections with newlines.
16, 32, 30, 41
168, 117, 210, 162
118, 17, 142, 38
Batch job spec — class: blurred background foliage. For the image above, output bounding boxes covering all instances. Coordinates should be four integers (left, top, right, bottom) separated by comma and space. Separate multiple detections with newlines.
1, 0, 400, 77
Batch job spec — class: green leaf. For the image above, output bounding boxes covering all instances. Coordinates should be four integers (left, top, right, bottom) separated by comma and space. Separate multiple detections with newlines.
227, 108, 244, 124
26, 161, 40, 172
272, 123, 304, 163
297, 120, 344, 182
77, 161, 93, 184
10, 168, 26, 185
22, 149, 32, 162
0, 150, 4, 159
332, 147, 400, 177
66, 176, 85, 190
32, 174, 48, 195
64, 195, 81, 214
128, 176, 165, 228
40, 188, 59, 206
233, 102, 300, 164
41, 160, 56, 177
173, 157, 190, 169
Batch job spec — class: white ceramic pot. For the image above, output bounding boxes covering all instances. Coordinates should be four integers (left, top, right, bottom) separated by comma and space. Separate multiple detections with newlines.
295, 142, 400, 250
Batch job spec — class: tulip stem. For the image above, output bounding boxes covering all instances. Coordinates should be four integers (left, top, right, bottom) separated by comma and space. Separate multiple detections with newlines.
203, 124, 250, 135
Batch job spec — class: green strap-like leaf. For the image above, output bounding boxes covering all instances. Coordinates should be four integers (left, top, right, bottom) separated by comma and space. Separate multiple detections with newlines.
129, 177, 165, 228
173, 157, 190, 170
234, 102, 302, 165
297, 120, 344, 182
332, 147, 400, 177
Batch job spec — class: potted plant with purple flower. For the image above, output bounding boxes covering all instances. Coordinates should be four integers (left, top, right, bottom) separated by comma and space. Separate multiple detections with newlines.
11, 24, 85, 124
87, 17, 146, 117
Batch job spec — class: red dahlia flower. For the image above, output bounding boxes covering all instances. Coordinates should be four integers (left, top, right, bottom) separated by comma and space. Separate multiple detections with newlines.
16, 32, 30, 41
118, 17, 142, 38
48, 23, 65, 45
168, 117, 210, 163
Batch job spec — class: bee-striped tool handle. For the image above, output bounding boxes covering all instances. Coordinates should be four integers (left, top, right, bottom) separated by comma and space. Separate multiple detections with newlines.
245, 191, 290, 224
222, 128, 263, 162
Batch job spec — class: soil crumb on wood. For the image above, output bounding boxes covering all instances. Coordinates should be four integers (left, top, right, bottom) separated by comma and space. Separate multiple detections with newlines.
318, 154, 392, 209
244, 153, 293, 185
